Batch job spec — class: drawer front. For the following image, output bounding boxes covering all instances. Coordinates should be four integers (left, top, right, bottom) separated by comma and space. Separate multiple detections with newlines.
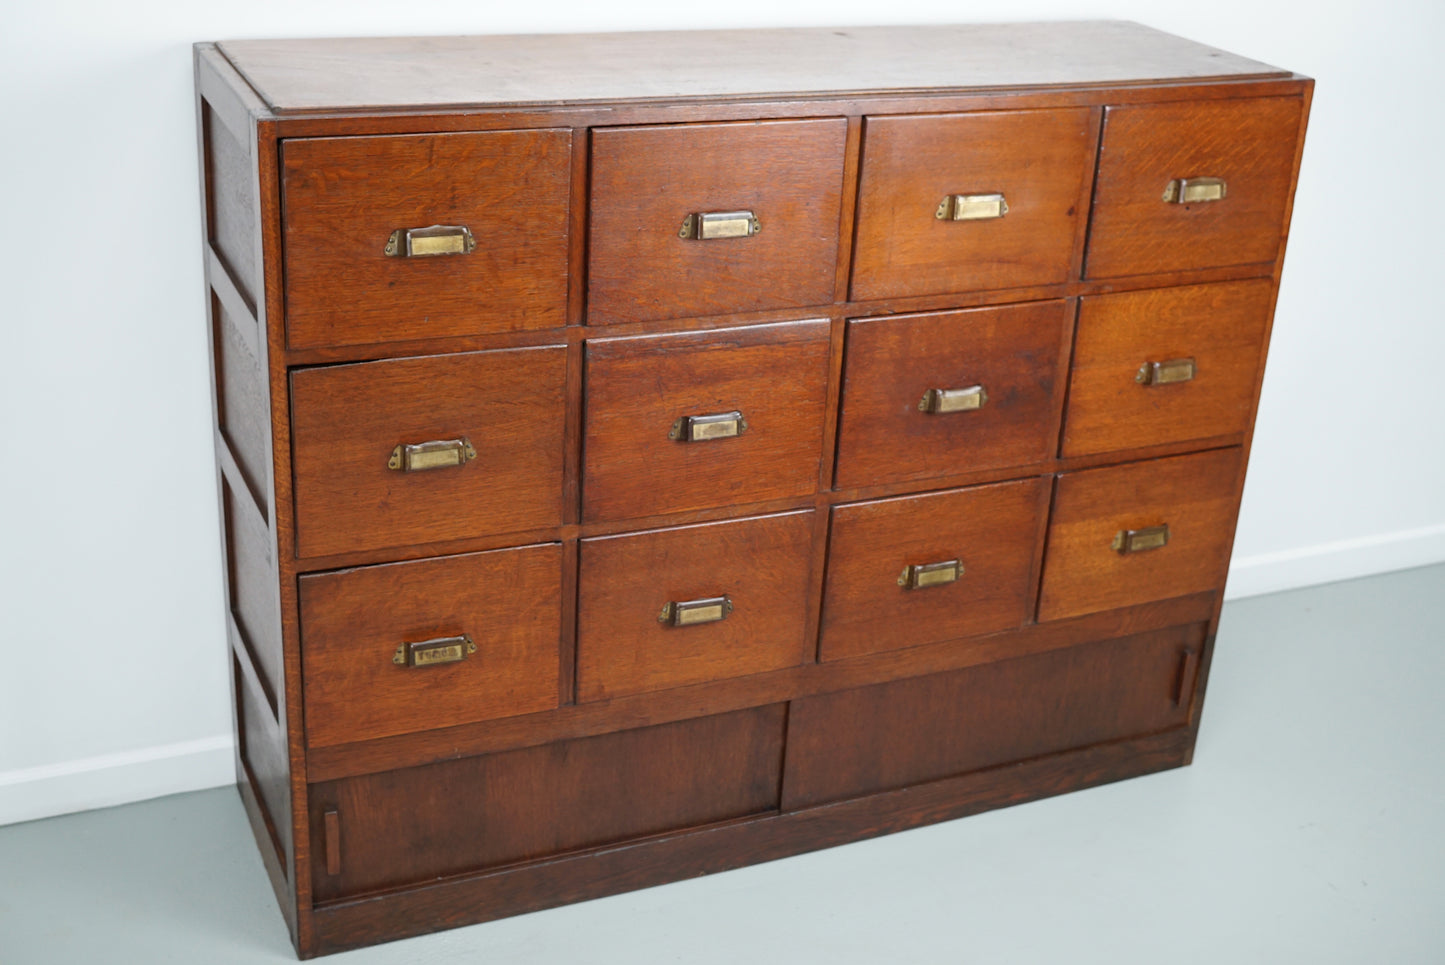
299, 544, 561, 748
835, 301, 1072, 488
587, 119, 847, 325
1061, 280, 1272, 457
851, 109, 1094, 301
821, 478, 1048, 662
783, 624, 1203, 810
282, 130, 572, 349
1039, 448, 1243, 621
1085, 96, 1303, 278
291, 346, 566, 558
583, 320, 830, 521
310, 704, 786, 901
577, 511, 815, 701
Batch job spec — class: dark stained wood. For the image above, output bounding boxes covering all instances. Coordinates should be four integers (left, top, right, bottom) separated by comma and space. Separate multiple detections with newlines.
222, 476, 281, 716
212, 294, 270, 512
236, 648, 291, 868
835, 301, 1072, 487
1062, 280, 1273, 456
587, 119, 846, 325
851, 109, 1095, 300
1085, 96, 1304, 279
289, 346, 566, 558
308, 705, 786, 901
821, 478, 1046, 661
784, 623, 1203, 809
577, 511, 814, 701
298, 544, 562, 747
1039, 447, 1244, 621
203, 101, 259, 310
281, 130, 572, 349
582, 320, 830, 521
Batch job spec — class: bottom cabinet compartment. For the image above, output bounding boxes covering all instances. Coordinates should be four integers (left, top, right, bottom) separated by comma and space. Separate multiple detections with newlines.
310, 704, 786, 901
781, 625, 1204, 810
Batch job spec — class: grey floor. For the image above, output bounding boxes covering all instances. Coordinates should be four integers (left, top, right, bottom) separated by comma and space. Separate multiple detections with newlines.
3, 564, 1443, 964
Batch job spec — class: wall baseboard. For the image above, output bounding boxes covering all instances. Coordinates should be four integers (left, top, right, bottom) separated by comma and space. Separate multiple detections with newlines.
0, 735, 235, 827
1226, 522, 1445, 601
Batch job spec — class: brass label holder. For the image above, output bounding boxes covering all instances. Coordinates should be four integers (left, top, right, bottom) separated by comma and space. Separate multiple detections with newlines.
1112, 525, 1170, 554
898, 559, 963, 589
678, 211, 761, 240
384, 224, 477, 257
659, 596, 734, 627
1136, 358, 1197, 387
919, 385, 988, 414
388, 438, 477, 472
393, 635, 477, 668
669, 411, 747, 442
935, 193, 1008, 221
1162, 177, 1227, 204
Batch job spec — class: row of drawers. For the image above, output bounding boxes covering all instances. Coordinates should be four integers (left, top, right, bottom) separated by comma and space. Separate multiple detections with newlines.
279, 97, 1302, 350
291, 280, 1268, 559
298, 445, 1240, 749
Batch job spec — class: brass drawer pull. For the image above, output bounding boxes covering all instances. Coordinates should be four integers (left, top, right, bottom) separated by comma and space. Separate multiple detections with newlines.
678, 210, 762, 240
1135, 358, 1197, 386
668, 411, 748, 442
659, 595, 734, 627
918, 385, 988, 413
388, 438, 478, 472
1113, 525, 1170, 554
383, 224, 477, 257
897, 559, 963, 589
393, 635, 476, 668
935, 193, 1008, 221
1162, 177, 1227, 203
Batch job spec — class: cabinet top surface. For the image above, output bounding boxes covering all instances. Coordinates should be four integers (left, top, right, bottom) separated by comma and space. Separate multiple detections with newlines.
215, 21, 1290, 115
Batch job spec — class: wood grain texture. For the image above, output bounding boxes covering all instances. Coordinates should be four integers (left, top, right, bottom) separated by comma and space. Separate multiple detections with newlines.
290, 346, 566, 558
308, 704, 786, 902
204, 102, 259, 309
577, 511, 815, 701
212, 294, 269, 511
1085, 96, 1303, 278
582, 320, 830, 521
784, 622, 1203, 809
222, 478, 281, 712
587, 119, 846, 325
298, 544, 562, 747
1038, 447, 1244, 621
821, 478, 1047, 662
851, 109, 1095, 299
835, 301, 1072, 487
282, 130, 571, 349
1062, 280, 1273, 456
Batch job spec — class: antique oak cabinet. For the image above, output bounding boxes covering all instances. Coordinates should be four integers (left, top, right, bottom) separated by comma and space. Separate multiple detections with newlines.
195, 23, 1310, 956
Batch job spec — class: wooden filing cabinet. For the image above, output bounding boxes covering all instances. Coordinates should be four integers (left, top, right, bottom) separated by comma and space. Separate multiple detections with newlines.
195, 23, 1311, 957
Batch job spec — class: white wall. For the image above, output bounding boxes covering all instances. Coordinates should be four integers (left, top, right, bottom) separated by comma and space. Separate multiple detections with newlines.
1, 0, 1441, 826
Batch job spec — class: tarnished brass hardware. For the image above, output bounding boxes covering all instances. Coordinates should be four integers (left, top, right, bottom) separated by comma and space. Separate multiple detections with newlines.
1112, 525, 1171, 554
392, 635, 477, 668
935, 193, 1008, 221
383, 224, 477, 257
678, 210, 762, 240
918, 385, 988, 413
658, 596, 734, 627
387, 438, 477, 472
1162, 177, 1227, 203
897, 559, 963, 589
668, 411, 748, 442
1135, 358, 1197, 386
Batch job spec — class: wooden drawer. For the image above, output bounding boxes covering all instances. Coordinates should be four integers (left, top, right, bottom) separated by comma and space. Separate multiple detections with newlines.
310, 704, 786, 901
821, 479, 1048, 662
582, 320, 830, 521
588, 119, 847, 325
299, 544, 561, 748
835, 301, 1072, 488
851, 109, 1095, 301
291, 346, 566, 559
783, 624, 1203, 809
577, 511, 815, 701
1039, 448, 1243, 621
281, 130, 572, 349
1085, 97, 1303, 278
1061, 280, 1273, 457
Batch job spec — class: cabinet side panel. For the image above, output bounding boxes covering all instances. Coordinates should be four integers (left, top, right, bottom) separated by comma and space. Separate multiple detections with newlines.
204, 102, 259, 309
